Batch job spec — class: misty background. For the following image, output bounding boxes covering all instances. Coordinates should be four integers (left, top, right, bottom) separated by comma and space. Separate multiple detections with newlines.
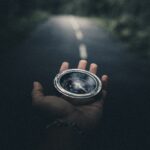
1, 0, 150, 55
0, 1, 150, 150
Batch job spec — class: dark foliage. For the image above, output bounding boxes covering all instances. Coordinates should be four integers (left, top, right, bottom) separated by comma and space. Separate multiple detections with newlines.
0, 0, 149, 53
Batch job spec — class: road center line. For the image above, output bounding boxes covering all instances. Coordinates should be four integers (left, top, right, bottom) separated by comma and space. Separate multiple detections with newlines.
70, 17, 80, 32
70, 17, 83, 41
79, 44, 88, 59
70, 17, 88, 59
75, 30, 83, 40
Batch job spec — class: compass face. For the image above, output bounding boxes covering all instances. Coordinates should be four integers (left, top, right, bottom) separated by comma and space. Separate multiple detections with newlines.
60, 72, 96, 94
54, 69, 102, 99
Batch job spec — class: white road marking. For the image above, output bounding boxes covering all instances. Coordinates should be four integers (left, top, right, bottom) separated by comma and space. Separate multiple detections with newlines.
70, 17, 83, 41
70, 17, 80, 31
79, 44, 88, 59
70, 17, 88, 59
75, 30, 83, 40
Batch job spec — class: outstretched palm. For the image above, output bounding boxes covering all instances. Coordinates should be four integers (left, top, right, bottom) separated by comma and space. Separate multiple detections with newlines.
32, 60, 108, 130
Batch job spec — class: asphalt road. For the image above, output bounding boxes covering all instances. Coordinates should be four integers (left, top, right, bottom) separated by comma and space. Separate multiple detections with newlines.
1, 15, 150, 150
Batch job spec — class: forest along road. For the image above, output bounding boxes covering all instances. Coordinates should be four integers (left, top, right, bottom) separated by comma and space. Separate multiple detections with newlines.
1, 15, 150, 149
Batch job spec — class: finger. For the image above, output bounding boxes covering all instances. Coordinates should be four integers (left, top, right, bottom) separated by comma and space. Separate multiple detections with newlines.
59, 62, 69, 73
100, 90, 107, 106
101, 75, 109, 90
89, 63, 98, 74
32, 81, 44, 102
77, 60, 87, 70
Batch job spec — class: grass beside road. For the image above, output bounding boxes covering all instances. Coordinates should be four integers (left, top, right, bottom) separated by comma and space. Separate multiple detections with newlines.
92, 16, 150, 57
0, 11, 49, 52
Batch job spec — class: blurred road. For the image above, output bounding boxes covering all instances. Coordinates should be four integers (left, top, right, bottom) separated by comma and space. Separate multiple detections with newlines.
1, 16, 150, 150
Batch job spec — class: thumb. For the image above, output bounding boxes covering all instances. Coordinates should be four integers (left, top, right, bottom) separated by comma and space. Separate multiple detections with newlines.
32, 81, 44, 103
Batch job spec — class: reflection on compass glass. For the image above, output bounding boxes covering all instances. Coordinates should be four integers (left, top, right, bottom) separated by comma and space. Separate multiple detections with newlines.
60, 72, 96, 94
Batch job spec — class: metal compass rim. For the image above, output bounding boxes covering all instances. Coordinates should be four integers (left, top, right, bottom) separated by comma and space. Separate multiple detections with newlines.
54, 69, 102, 99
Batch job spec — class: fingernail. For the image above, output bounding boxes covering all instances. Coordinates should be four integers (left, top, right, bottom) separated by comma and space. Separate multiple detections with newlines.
33, 81, 38, 88
102, 75, 109, 80
80, 60, 87, 63
63, 62, 69, 66
91, 63, 98, 68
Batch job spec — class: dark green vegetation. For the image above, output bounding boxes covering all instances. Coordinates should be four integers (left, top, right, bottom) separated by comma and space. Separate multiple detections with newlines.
61, 0, 150, 55
0, 0, 50, 51
1, 0, 150, 54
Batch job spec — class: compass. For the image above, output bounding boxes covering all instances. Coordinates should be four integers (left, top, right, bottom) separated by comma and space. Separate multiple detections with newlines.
54, 69, 102, 103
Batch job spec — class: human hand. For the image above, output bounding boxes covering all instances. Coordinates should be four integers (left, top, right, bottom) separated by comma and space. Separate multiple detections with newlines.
32, 60, 108, 130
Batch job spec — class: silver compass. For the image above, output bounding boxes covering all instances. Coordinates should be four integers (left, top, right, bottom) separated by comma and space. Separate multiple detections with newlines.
54, 69, 102, 103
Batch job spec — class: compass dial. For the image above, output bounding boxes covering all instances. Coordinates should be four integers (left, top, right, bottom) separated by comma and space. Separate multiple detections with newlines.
54, 69, 102, 100
60, 72, 96, 94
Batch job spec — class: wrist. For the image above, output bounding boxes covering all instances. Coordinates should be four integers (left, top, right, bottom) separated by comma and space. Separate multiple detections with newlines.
40, 121, 88, 150
46, 118, 101, 138
46, 119, 86, 137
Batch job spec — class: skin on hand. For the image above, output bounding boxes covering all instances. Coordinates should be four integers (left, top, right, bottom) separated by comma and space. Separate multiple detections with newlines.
32, 60, 108, 130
